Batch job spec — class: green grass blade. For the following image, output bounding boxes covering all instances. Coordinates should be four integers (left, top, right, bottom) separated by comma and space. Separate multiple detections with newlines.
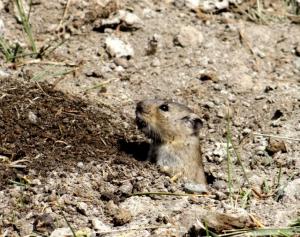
15, 0, 37, 53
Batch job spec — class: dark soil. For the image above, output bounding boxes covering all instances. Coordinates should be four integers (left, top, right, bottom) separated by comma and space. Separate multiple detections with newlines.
0, 79, 139, 189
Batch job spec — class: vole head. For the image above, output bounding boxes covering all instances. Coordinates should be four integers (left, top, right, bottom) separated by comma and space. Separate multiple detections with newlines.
135, 100, 203, 143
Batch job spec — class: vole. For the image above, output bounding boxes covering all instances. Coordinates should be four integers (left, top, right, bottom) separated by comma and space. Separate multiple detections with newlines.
136, 99, 207, 193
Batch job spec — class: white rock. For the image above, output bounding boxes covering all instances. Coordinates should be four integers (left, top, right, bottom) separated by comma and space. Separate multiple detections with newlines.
185, 0, 200, 9
77, 162, 84, 168
101, 10, 143, 30
77, 202, 88, 215
50, 227, 94, 237
28, 111, 38, 124
142, 8, 157, 18
0, 69, 10, 79
200, 0, 229, 13
174, 26, 203, 47
105, 37, 134, 58
283, 179, 300, 202
0, 18, 5, 36
91, 218, 111, 231
50, 228, 73, 237
119, 10, 143, 28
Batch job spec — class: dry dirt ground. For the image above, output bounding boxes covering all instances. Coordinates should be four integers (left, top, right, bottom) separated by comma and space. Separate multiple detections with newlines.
0, 0, 300, 236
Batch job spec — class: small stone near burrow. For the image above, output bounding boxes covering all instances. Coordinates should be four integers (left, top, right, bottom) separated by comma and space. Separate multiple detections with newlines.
91, 218, 111, 231
28, 111, 38, 124
119, 181, 133, 194
266, 138, 287, 155
0, 18, 5, 36
77, 202, 88, 216
112, 208, 132, 226
174, 26, 203, 47
33, 213, 55, 234
105, 37, 134, 58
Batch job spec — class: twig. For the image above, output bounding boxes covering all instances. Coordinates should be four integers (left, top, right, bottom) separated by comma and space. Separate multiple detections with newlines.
83, 78, 119, 92
61, 211, 77, 237
132, 192, 214, 198
253, 132, 300, 142
97, 225, 171, 235
57, 0, 72, 31
16, 59, 77, 67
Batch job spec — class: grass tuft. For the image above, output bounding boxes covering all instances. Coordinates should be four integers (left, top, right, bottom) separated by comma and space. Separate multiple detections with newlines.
15, 0, 37, 53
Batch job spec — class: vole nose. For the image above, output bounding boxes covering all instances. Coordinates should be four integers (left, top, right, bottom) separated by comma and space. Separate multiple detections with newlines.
136, 101, 144, 113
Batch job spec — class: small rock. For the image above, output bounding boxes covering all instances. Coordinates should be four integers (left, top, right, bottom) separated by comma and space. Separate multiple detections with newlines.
15, 220, 33, 236
28, 111, 38, 124
151, 58, 161, 67
283, 179, 300, 202
200, 0, 229, 13
0, 69, 10, 79
184, 182, 208, 193
293, 57, 300, 70
212, 180, 227, 190
212, 142, 228, 162
198, 71, 218, 82
119, 181, 133, 194
50, 227, 72, 237
91, 218, 111, 231
174, 26, 203, 47
295, 44, 300, 57
0, 18, 5, 36
97, 10, 143, 31
201, 210, 255, 232
105, 37, 134, 58
112, 208, 132, 226
115, 65, 124, 72
142, 8, 157, 18
114, 57, 130, 68
77, 202, 88, 216
266, 138, 287, 155
77, 162, 84, 168
185, 0, 200, 10
33, 213, 55, 234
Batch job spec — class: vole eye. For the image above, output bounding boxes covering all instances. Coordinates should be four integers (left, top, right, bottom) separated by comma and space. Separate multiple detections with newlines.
159, 104, 169, 112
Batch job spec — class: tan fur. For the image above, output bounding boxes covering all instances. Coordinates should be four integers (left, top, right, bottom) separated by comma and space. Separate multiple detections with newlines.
136, 99, 207, 186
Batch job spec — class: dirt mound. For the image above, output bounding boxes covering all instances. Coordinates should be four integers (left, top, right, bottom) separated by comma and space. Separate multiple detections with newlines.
0, 79, 134, 188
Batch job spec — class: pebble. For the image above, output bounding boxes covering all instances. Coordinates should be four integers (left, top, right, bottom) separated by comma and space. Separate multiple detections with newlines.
100, 10, 143, 30
112, 208, 133, 226
119, 181, 133, 194
183, 182, 208, 194
91, 218, 111, 231
105, 37, 134, 58
49, 228, 79, 237
28, 111, 38, 124
200, 0, 229, 13
283, 178, 300, 202
76, 202, 88, 216
151, 58, 161, 67
185, 0, 200, 10
0, 18, 5, 36
0, 69, 10, 79
174, 26, 203, 47
77, 162, 84, 168
293, 57, 300, 70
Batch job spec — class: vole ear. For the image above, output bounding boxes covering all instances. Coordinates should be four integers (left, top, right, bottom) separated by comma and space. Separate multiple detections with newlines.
192, 118, 203, 132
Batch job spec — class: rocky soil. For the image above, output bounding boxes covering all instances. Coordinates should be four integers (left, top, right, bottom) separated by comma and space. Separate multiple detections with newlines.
0, 0, 300, 236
